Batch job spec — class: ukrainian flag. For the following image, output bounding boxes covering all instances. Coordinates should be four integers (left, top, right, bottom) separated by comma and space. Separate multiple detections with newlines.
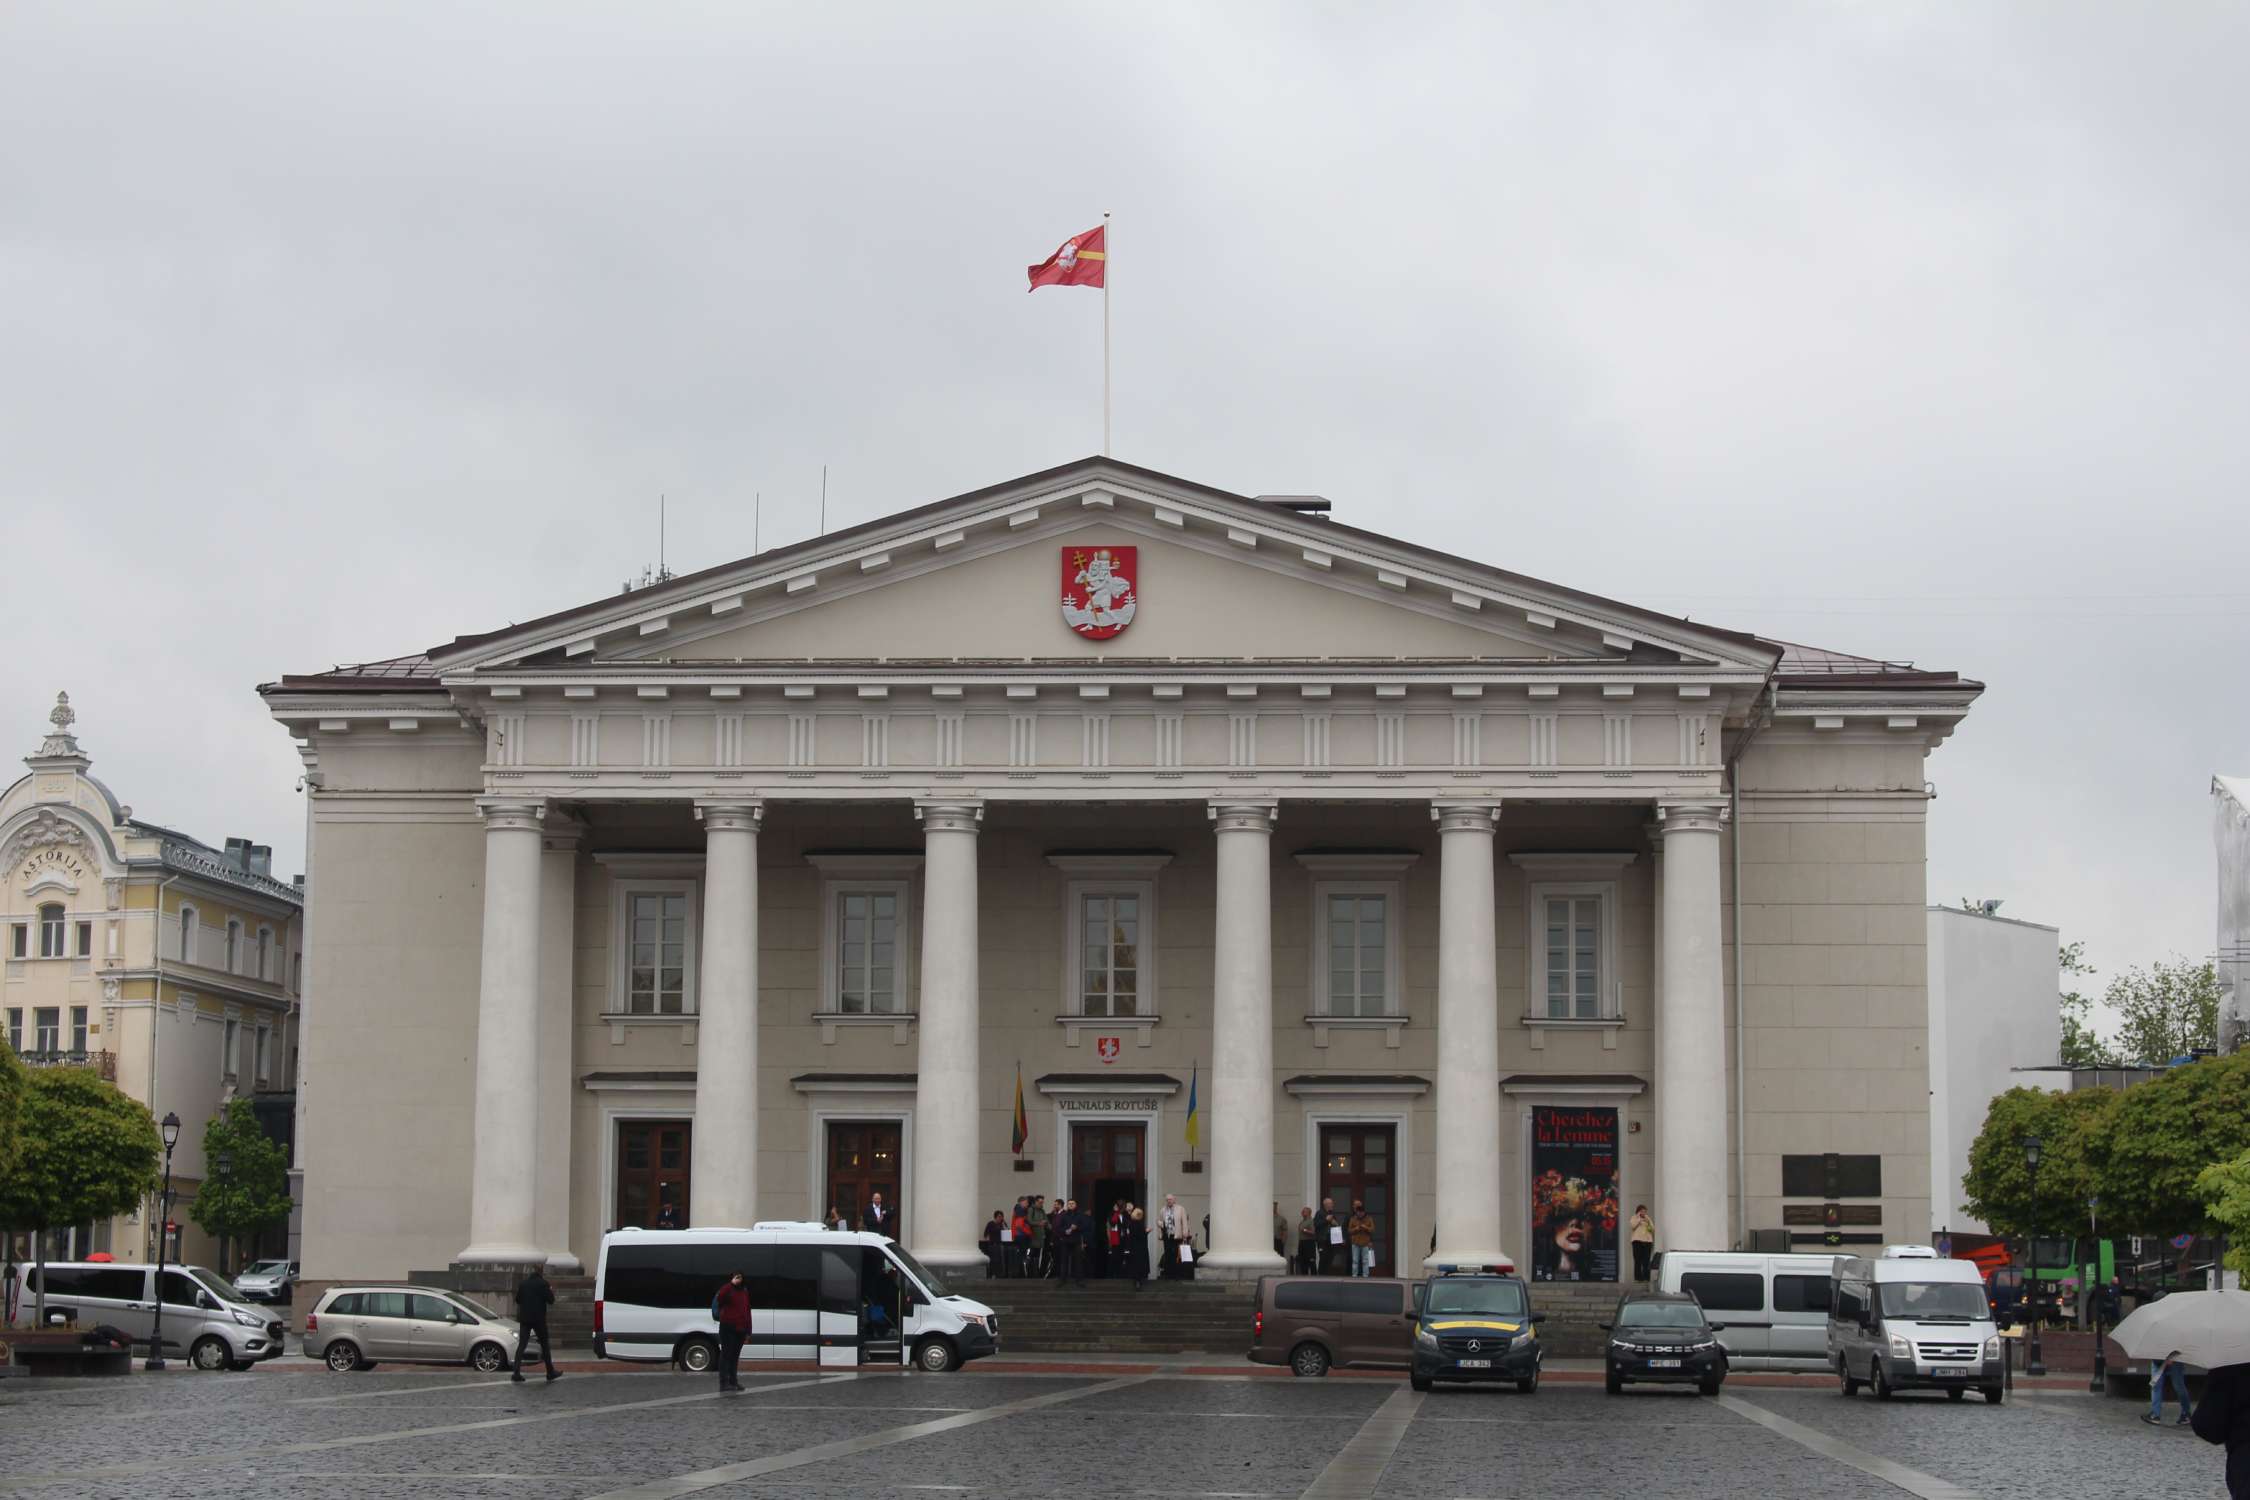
1184, 1064, 1200, 1152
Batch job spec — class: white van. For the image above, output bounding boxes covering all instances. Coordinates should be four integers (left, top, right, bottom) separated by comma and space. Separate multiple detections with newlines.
6, 1262, 287, 1370
1654, 1251, 1840, 1370
593, 1223, 999, 1374
1828, 1249, 2003, 1403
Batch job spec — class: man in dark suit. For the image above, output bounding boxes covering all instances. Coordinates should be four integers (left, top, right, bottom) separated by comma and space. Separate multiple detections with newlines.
1058, 1199, 1087, 1286
863, 1193, 893, 1238
511, 1267, 562, 1382
1311, 1198, 1344, 1276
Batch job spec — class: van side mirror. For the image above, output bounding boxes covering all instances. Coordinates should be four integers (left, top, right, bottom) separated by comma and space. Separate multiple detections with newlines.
1708, 1322, 1726, 1332
1597, 1322, 1612, 1331
1528, 1312, 1546, 1325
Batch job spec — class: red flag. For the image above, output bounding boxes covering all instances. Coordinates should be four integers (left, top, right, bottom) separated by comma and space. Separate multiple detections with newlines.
1028, 225, 1106, 291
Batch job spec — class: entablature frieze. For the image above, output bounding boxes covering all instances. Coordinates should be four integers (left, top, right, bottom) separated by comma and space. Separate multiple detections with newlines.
472, 768, 1730, 804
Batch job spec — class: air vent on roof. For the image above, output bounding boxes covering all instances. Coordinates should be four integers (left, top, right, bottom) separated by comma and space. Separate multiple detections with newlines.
1257, 494, 1332, 514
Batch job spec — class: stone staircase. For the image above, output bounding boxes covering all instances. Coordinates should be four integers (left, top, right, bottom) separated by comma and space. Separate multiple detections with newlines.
1524, 1280, 1630, 1357
968, 1277, 1256, 1354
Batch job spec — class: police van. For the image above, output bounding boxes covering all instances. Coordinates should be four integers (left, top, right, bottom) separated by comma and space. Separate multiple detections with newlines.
593, 1223, 999, 1373
1409, 1264, 1543, 1393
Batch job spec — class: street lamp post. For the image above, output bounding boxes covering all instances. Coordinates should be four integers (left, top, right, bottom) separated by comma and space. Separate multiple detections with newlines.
2088, 1195, 2107, 1394
2024, 1136, 2046, 1378
213, 1149, 233, 1274
147, 1112, 181, 1372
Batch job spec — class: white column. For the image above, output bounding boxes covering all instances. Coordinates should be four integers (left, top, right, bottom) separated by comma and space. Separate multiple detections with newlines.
1204, 802, 1285, 1275
1655, 799, 1730, 1252
692, 801, 764, 1229
1428, 803, 1509, 1270
1646, 824, 1665, 1229
460, 798, 547, 1265
910, 800, 984, 1272
534, 813, 582, 1269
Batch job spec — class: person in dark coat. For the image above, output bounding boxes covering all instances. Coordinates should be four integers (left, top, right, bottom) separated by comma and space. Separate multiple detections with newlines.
511, 1267, 560, 1382
1295, 1208, 1318, 1275
1126, 1206, 1151, 1291
981, 1212, 1007, 1279
1311, 1198, 1345, 1275
2190, 1362, 2250, 1497
713, 1270, 752, 1391
1058, 1199, 1089, 1286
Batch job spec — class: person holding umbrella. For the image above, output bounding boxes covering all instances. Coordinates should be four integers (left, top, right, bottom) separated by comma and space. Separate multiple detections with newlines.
2189, 1362, 2250, 1497
2146, 1349, 2195, 1427
2111, 1288, 2250, 1491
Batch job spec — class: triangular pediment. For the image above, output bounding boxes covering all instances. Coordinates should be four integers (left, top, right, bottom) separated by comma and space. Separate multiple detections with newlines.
427, 458, 1775, 675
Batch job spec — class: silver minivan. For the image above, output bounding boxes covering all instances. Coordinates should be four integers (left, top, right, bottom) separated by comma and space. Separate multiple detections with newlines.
303, 1285, 522, 1372
1655, 1251, 1839, 1370
6, 1262, 287, 1370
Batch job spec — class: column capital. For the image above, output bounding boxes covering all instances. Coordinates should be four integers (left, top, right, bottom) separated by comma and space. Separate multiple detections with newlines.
1653, 800, 1730, 838
475, 797, 547, 833
915, 799, 984, 835
1207, 801, 1278, 834
694, 799, 765, 834
1430, 802, 1501, 834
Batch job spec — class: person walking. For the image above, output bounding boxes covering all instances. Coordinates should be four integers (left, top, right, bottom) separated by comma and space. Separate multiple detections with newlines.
1312, 1198, 1344, 1275
1346, 1201, 1377, 1277
1629, 1206, 1656, 1283
713, 1269, 751, 1392
510, 1266, 561, 1383
2189, 1361, 2250, 1497
1127, 1205, 1151, 1291
1295, 1208, 1318, 1275
2147, 1349, 2196, 1427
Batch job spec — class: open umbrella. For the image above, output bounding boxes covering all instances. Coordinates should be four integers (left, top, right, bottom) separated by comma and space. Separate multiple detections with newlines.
2110, 1291, 2250, 1369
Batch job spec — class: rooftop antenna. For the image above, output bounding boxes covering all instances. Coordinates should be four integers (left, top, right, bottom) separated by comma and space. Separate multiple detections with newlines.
660, 493, 666, 576
754, 491, 762, 554
820, 465, 828, 537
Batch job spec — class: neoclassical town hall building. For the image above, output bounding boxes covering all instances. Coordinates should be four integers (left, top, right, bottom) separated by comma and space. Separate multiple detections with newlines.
263, 458, 1978, 1285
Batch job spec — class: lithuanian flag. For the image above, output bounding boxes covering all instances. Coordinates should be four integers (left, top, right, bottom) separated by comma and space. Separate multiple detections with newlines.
1012, 1062, 1029, 1156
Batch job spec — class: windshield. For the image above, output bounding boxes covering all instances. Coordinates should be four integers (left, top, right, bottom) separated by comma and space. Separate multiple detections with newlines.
1618, 1302, 1708, 1330
1423, 1280, 1528, 1319
884, 1244, 951, 1301
191, 1269, 248, 1305
1878, 1282, 1988, 1320
244, 1261, 288, 1277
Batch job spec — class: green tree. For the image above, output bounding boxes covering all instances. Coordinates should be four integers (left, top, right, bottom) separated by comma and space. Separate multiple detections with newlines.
2195, 1148, 2250, 1278
0, 1042, 24, 1184
2057, 940, 2116, 1067
2108, 957, 2222, 1063
1960, 1085, 2122, 1237
0, 1065, 161, 1242
2100, 1052, 2250, 1235
188, 1099, 292, 1273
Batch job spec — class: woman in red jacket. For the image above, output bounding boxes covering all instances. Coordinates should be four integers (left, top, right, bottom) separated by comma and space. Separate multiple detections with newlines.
713, 1271, 752, 1392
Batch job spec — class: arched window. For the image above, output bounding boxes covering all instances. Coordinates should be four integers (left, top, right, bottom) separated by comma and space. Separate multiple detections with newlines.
37, 904, 65, 959
225, 920, 241, 973
178, 906, 197, 963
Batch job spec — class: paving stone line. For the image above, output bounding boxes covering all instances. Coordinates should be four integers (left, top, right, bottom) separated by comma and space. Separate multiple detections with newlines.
1296, 1384, 1423, 1499
579, 1373, 1159, 1500
1716, 1392, 1981, 1500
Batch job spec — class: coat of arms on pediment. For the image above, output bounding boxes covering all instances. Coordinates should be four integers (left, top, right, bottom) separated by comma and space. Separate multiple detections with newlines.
1061, 546, 1137, 641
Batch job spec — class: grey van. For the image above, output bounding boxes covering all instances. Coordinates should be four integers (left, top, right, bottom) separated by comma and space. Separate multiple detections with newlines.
1249, 1276, 1419, 1376
7, 1262, 286, 1370
303, 1285, 522, 1372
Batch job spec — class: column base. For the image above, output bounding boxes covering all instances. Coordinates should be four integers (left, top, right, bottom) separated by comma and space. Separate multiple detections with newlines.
1197, 1251, 1288, 1281
455, 1243, 549, 1270
539, 1252, 584, 1274
909, 1246, 988, 1279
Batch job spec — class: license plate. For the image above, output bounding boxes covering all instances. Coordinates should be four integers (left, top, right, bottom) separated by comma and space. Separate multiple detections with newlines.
1932, 1367, 1966, 1378
1456, 1359, 1491, 1369
1649, 1359, 1681, 1368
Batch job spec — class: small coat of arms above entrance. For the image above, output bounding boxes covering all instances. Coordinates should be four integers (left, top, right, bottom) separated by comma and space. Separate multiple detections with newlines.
1061, 546, 1137, 641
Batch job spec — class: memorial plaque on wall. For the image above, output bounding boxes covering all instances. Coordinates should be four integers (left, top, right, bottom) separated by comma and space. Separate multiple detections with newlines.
1530, 1105, 1620, 1283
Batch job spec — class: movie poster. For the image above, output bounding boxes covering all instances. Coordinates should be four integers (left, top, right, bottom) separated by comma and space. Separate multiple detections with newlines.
1530, 1106, 1620, 1282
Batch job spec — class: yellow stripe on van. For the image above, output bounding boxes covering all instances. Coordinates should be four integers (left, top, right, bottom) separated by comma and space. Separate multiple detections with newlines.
1425, 1320, 1522, 1333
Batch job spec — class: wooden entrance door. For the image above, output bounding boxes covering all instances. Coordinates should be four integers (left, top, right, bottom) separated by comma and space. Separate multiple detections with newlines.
827, 1121, 902, 1236
1320, 1124, 1396, 1277
616, 1120, 692, 1230
1071, 1122, 1147, 1273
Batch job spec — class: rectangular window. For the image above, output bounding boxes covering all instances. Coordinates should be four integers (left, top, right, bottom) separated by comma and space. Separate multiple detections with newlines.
1326, 894, 1389, 1017
1679, 1272, 1766, 1313
5, 1008, 20, 1051
1773, 1274, 1832, 1313
39, 907, 66, 959
69, 1006, 88, 1055
75, 922, 92, 958
33, 1008, 61, 1053
626, 891, 690, 1015
9, 924, 23, 959
255, 1026, 270, 1083
222, 1018, 239, 1079
1543, 896, 1601, 1019
836, 890, 899, 1014
1079, 893, 1139, 1018
257, 930, 272, 981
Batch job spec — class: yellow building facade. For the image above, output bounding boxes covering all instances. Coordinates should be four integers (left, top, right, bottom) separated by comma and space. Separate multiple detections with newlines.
2, 693, 303, 1268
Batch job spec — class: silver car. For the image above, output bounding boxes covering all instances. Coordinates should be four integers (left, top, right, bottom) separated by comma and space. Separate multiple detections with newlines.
235, 1259, 299, 1303
304, 1285, 521, 1373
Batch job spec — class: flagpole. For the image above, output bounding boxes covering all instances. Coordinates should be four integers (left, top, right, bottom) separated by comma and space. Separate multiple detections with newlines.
1102, 211, 1112, 456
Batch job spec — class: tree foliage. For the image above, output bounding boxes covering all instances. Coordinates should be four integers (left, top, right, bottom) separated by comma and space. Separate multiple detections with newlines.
2195, 1148, 2250, 1277
188, 1099, 292, 1269
2056, 940, 2117, 1068
2107, 957, 2221, 1064
1960, 1085, 2122, 1236
2101, 1051, 2250, 1235
0, 1043, 24, 1184
0, 1065, 160, 1233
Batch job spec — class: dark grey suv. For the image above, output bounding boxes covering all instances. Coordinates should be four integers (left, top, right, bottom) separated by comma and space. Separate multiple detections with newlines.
1603, 1292, 1727, 1395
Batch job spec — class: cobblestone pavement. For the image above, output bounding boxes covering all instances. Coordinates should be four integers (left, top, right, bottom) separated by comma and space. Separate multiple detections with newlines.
0, 1367, 2230, 1499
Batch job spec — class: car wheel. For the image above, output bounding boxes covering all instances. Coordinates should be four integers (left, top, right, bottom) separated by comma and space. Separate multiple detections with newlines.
915, 1339, 958, 1374
324, 1341, 362, 1373
1839, 1356, 1860, 1396
1517, 1365, 1538, 1395
1410, 1372, 1431, 1392
1946, 1387, 1964, 1402
677, 1337, 718, 1374
1983, 1386, 2005, 1405
227, 1361, 256, 1372
1605, 1372, 1623, 1395
1289, 1342, 1330, 1378
470, 1342, 510, 1373
1699, 1373, 1722, 1397
190, 1336, 231, 1372
1873, 1362, 1894, 1401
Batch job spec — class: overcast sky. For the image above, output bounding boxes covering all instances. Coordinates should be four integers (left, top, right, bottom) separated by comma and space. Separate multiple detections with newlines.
5, 3, 2244, 1019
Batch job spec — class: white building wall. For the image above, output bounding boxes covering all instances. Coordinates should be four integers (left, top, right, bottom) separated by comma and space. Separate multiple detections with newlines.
2216, 777, 2250, 1055
1926, 906, 2059, 1235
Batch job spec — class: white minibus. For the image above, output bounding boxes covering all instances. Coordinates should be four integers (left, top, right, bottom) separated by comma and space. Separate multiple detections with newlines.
1654, 1251, 1840, 1370
593, 1222, 998, 1373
